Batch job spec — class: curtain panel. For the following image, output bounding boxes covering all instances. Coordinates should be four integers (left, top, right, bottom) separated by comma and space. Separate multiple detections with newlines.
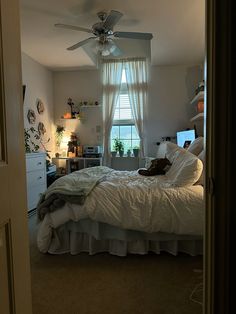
125, 58, 148, 158
102, 60, 123, 166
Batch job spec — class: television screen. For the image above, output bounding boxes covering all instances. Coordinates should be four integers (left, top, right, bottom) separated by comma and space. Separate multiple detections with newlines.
176, 129, 195, 148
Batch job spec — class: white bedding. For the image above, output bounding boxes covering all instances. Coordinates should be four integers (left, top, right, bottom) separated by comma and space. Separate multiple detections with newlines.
37, 169, 204, 253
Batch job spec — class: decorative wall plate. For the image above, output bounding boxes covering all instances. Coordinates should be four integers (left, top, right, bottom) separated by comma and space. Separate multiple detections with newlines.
27, 109, 36, 124
36, 98, 45, 114
38, 122, 46, 135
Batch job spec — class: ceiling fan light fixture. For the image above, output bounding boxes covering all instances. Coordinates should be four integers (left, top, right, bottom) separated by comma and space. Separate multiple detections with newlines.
96, 39, 115, 56
101, 49, 111, 56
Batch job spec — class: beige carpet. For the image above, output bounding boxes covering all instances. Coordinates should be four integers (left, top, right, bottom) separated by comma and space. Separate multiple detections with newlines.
28, 214, 203, 314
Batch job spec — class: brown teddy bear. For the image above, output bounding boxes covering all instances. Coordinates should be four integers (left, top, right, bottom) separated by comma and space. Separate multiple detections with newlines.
138, 158, 171, 176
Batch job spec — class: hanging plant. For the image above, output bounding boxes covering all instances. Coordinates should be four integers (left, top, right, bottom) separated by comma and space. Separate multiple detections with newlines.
55, 125, 65, 147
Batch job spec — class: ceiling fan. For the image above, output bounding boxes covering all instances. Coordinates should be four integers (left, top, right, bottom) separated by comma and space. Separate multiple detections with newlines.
55, 10, 153, 57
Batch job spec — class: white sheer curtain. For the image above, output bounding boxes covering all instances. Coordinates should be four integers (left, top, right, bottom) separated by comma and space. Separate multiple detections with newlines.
102, 60, 123, 166
125, 58, 148, 157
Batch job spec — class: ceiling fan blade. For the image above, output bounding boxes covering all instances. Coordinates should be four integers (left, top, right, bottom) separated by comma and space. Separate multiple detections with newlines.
103, 10, 123, 29
67, 37, 96, 51
114, 31, 153, 40
55, 23, 93, 33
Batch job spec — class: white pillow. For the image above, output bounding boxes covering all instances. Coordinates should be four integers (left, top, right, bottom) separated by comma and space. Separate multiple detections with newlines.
165, 148, 203, 187
156, 141, 179, 160
195, 150, 205, 185
187, 137, 204, 156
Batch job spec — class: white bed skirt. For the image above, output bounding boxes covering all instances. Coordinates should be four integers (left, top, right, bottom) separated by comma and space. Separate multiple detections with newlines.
45, 219, 203, 257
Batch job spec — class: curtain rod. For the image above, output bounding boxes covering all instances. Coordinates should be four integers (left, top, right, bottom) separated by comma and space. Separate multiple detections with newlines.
101, 57, 147, 64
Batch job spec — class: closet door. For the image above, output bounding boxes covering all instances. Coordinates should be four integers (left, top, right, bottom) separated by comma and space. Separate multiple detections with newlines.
0, 0, 32, 313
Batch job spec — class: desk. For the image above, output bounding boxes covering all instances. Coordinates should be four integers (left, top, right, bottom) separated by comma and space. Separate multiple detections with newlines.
52, 157, 102, 174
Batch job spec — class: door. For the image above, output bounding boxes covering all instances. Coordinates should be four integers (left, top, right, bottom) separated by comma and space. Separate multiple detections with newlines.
0, 0, 32, 313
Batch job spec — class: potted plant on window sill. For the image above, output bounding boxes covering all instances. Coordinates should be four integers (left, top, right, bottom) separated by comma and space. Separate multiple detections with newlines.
127, 148, 132, 157
111, 150, 117, 157
133, 145, 140, 157
114, 138, 124, 157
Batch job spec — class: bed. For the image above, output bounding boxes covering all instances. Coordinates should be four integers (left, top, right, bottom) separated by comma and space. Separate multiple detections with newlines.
37, 141, 204, 257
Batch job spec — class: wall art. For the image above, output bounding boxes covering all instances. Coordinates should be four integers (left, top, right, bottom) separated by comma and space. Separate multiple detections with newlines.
27, 109, 36, 124
36, 98, 45, 114
38, 122, 46, 135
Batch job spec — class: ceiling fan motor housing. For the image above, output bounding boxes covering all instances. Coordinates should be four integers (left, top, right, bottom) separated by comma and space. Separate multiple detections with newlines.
92, 22, 113, 37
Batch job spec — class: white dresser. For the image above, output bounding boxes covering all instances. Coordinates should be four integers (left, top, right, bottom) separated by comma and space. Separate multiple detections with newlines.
25, 152, 47, 211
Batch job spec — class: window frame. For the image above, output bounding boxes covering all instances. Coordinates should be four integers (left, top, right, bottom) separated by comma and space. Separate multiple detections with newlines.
111, 68, 140, 153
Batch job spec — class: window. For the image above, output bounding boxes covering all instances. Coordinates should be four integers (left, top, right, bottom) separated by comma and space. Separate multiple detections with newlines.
111, 69, 140, 154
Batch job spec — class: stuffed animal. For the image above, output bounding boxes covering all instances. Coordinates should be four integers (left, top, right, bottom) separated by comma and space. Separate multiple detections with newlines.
138, 158, 171, 176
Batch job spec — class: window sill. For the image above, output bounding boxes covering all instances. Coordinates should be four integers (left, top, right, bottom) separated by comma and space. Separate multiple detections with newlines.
111, 156, 139, 158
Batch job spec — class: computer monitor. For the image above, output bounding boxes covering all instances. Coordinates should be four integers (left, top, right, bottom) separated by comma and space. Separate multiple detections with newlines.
176, 129, 195, 148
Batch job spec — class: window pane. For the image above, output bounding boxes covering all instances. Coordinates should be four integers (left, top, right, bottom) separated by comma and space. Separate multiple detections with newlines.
120, 125, 131, 139
132, 125, 139, 139
111, 139, 116, 151
111, 126, 119, 139
122, 140, 132, 153
132, 139, 140, 148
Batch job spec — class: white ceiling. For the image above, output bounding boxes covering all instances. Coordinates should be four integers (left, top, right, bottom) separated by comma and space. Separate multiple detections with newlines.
20, 0, 205, 70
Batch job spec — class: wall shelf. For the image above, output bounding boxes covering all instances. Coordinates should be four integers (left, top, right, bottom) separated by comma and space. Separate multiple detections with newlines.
190, 91, 204, 106
79, 105, 101, 108
59, 116, 85, 121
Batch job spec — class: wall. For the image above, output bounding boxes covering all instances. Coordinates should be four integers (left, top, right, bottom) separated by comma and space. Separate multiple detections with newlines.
22, 53, 54, 157
146, 64, 203, 156
53, 64, 202, 158
53, 70, 103, 152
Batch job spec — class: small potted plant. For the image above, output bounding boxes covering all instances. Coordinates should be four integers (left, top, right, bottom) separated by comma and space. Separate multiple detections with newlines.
127, 148, 132, 157
114, 138, 124, 157
133, 145, 140, 157
111, 150, 117, 157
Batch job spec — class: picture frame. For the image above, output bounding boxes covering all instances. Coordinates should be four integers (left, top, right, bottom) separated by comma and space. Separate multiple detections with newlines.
183, 140, 191, 149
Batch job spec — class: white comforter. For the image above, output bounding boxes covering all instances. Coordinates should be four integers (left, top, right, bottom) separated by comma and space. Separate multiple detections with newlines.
37, 169, 204, 252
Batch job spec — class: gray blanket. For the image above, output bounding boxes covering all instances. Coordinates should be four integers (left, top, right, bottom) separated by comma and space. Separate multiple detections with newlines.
37, 166, 113, 221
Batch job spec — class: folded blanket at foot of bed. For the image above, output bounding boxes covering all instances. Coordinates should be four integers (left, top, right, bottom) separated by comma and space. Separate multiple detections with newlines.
36, 166, 113, 221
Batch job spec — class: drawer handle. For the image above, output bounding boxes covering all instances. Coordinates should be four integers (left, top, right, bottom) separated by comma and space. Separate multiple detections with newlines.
38, 176, 42, 180
37, 162, 42, 165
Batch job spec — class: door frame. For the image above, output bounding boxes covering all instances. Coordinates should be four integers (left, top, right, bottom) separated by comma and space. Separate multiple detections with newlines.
204, 0, 233, 313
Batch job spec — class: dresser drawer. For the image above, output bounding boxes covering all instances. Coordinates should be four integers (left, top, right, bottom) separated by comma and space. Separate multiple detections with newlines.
26, 169, 45, 187
26, 155, 45, 172
27, 183, 46, 211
